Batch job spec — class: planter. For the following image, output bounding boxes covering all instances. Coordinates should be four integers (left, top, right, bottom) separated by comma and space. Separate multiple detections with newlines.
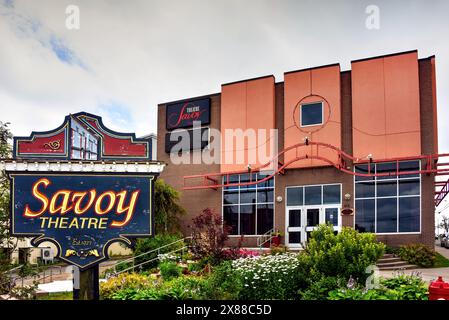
263, 235, 281, 247
272, 235, 281, 246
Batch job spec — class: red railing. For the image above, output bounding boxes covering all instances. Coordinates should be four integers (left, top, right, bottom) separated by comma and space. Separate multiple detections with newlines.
182, 141, 449, 207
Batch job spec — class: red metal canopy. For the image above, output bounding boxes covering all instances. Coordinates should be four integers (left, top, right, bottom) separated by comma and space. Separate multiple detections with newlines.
182, 141, 449, 207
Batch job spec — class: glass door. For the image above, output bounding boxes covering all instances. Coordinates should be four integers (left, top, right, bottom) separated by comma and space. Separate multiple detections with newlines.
286, 208, 303, 248
305, 207, 321, 242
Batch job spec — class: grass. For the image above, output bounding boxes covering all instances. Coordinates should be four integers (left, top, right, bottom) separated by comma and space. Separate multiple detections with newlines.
434, 252, 449, 268
36, 291, 73, 300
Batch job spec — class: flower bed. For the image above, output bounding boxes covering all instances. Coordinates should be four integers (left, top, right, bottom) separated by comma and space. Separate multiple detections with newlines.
231, 253, 305, 300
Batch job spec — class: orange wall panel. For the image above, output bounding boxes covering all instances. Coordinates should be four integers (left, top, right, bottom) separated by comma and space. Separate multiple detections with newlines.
352, 51, 421, 161
384, 53, 420, 135
283, 65, 341, 169
431, 57, 438, 154
220, 76, 275, 173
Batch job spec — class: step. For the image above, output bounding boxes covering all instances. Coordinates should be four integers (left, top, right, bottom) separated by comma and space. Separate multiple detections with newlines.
377, 257, 402, 263
381, 253, 397, 258
376, 260, 411, 267
377, 264, 417, 271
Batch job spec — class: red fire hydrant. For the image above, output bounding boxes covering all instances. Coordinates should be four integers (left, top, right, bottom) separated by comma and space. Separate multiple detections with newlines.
429, 276, 449, 300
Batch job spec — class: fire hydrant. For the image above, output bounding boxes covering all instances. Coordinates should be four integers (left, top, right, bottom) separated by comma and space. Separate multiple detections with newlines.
429, 276, 449, 300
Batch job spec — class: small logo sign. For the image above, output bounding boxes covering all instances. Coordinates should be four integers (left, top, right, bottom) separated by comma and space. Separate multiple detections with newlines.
166, 98, 210, 130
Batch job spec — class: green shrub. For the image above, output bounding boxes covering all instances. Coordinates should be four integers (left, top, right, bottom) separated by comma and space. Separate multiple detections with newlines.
187, 262, 203, 273
160, 261, 181, 281
303, 225, 385, 284
328, 274, 428, 300
298, 276, 345, 300
111, 276, 207, 300
270, 245, 287, 255
398, 244, 436, 268
201, 261, 242, 300
385, 246, 400, 255
380, 274, 428, 300
100, 273, 153, 300
328, 287, 383, 300
131, 234, 184, 270
158, 276, 207, 300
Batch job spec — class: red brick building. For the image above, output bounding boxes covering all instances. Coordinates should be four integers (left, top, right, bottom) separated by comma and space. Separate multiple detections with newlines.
157, 50, 441, 248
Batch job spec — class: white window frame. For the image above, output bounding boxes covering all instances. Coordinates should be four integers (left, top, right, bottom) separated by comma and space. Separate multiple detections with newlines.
285, 183, 342, 247
353, 161, 422, 235
300, 101, 324, 127
222, 173, 275, 237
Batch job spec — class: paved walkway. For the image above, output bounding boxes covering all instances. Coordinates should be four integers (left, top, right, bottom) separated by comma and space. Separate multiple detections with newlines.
38, 280, 72, 293
15, 259, 121, 289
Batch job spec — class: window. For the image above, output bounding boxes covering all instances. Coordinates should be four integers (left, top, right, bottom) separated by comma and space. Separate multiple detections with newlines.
325, 208, 339, 226
300, 102, 323, 127
222, 173, 274, 235
286, 184, 341, 206
71, 126, 98, 160
354, 161, 421, 234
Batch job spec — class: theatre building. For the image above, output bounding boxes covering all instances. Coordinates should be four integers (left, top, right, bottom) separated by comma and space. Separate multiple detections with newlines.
157, 50, 444, 248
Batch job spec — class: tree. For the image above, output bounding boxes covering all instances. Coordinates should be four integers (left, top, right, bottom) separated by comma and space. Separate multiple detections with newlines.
154, 179, 186, 234
189, 208, 231, 265
439, 216, 449, 235
0, 121, 14, 293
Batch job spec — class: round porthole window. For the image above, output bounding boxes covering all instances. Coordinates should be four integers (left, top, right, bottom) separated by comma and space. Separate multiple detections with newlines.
293, 94, 331, 133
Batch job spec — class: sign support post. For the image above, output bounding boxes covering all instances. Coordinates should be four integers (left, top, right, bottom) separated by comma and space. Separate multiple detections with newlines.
72, 266, 80, 300
79, 266, 99, 300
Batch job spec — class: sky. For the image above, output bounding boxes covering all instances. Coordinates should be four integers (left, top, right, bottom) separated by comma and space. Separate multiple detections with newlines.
0, 0, 447, 138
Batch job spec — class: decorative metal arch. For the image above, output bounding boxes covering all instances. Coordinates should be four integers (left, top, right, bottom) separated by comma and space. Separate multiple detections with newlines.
182, 140, 449, 207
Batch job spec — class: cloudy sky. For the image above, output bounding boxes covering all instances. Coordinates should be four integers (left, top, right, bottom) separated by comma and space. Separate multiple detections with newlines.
1, 0, 448, 146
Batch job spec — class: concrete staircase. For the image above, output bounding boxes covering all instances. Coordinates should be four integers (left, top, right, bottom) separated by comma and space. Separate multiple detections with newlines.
376, 253, 417, 270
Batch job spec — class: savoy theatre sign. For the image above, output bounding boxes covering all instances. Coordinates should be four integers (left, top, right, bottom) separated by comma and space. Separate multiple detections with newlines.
3, 112, 164, 270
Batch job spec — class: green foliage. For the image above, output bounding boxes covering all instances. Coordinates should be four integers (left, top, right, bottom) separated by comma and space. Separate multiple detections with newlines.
159, 261, 181, 281
100, 273, 153, 300
298, 276, 345, 300
380, 274, 428, 300
187, 262, 202, 273
110, 276, 207, 300
0, 121, 13, 294
434, 252, 449, 268
385, 246, 400, 255
157, 276, 207, 300
328, 287, 383, 300
131, 233, 184, 270
302, 225, 385, 283
269, 245, 287, 255
17, 263, 39, 278
328, 274, 428, 300
399, 244, 436, 268
200, 261, 242, 300
10, 281, 39, 300
37, 291, 73, 300
154, 179, 186, 234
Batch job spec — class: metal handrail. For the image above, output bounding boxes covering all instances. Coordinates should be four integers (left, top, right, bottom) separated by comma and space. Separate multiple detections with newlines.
0, 264, 64, 295
114, 245, 189, 276
257, 228, 274, 249
3, 264, 23, 274
113, 236, 192, 273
